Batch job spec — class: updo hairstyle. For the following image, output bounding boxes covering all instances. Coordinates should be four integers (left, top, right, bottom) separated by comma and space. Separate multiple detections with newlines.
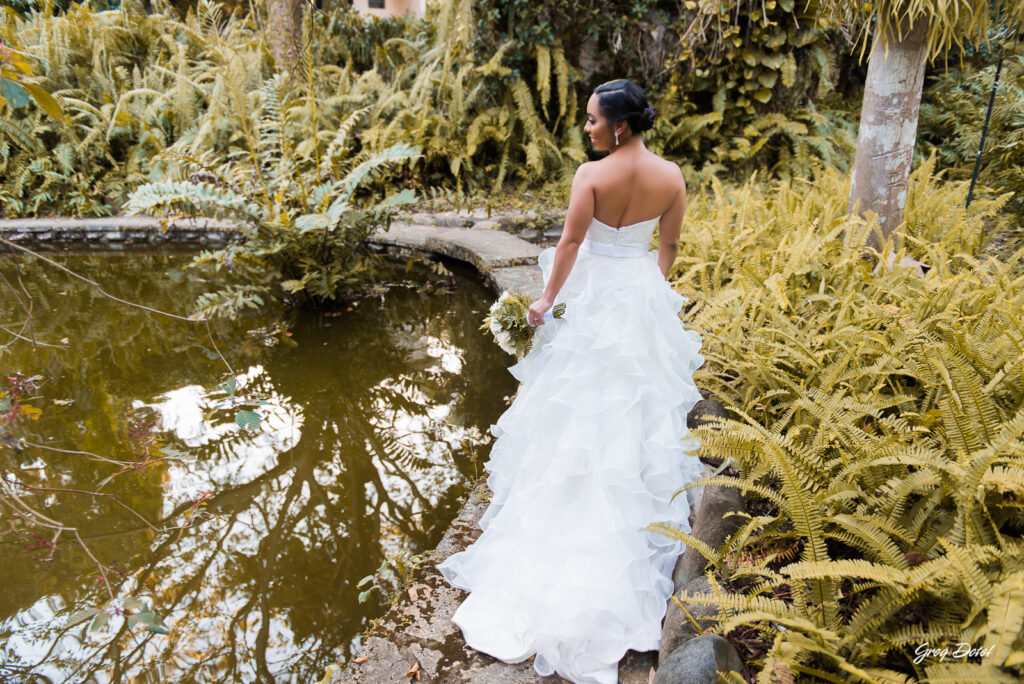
592, 79, 656, 134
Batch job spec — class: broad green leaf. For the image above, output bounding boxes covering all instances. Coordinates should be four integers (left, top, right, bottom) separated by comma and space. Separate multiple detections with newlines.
235, 410, 260, 431
158, 446, 193, 461
222, 377, 237, 395
122, 597, 146, 611
0, 77, 29, 108
22, 82, 63, 121
89, 611, 111, 632
66, 607, 101, 629
127, 609, 170, 635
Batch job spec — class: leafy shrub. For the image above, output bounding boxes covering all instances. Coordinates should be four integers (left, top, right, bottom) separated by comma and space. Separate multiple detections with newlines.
124, 73, 419, 314
919, 53, 1024, 228
653, 162, 1022, 681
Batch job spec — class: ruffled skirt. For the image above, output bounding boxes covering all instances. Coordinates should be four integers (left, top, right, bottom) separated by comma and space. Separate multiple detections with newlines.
437, 244, 706, 684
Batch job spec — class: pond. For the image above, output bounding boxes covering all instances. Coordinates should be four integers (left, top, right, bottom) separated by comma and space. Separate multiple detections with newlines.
0, 245, 517, 682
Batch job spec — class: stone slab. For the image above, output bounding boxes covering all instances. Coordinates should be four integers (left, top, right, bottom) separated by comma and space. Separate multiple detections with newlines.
367, 222, 438, 251
486, 265, 545, 300
424, 227, 543, 273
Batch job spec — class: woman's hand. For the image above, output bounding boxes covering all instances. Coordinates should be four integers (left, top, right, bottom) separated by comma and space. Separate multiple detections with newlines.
527, 295, 555, 326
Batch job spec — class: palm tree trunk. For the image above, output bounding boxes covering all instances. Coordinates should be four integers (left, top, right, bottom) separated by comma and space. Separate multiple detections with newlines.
266, 0, 304, 71
847, 13, 930, 253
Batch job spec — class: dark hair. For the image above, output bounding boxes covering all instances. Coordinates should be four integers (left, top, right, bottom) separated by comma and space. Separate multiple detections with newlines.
593, 79, 656, 133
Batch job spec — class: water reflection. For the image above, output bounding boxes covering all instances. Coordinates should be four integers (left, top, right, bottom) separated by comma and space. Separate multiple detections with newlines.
0, 247, 516, 682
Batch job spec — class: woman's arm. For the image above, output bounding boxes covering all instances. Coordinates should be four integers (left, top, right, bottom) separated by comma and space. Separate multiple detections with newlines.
657, 167, 687, 279
527, 164, 595, 323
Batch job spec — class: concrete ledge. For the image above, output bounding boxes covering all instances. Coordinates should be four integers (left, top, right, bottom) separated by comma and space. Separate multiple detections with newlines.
0, 217, 238, 243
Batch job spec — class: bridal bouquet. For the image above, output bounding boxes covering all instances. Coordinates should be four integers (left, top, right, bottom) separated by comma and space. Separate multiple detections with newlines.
480, 291, 565, 359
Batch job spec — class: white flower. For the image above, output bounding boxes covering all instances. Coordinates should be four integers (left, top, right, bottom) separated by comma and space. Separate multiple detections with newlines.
496, 330, 515, 355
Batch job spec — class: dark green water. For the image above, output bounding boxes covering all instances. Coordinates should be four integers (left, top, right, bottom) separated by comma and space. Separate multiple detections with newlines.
0, 246, 516, 682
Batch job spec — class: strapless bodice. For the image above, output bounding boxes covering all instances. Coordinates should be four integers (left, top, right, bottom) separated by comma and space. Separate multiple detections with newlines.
586, 216, 660, 248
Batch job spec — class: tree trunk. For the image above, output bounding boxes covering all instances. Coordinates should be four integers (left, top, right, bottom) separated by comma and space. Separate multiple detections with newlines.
266, 0, 304, 71
847, 13, 930, 254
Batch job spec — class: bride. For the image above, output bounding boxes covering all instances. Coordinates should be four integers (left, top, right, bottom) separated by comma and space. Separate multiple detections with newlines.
437, 78, 706, 684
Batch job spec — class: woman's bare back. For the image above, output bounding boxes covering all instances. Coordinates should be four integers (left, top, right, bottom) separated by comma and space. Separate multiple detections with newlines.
589, 148, 683, 228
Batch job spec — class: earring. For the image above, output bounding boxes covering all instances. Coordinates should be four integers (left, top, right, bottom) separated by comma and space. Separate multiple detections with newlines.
614, 130, 620, 146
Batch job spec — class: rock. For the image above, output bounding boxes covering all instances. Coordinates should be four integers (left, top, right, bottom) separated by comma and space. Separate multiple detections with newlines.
436, 212, 473, 228
618, 649, 658, 684
659, 575, 718, 660
473, 219, 501, 231
493, 215, 522, 229
519, 229, 540, 241
660, 482, 745, 664
542, 226, 562, 239
671, 484, 745, 592
653, 635, 745, 684
686, 399, 729, 431
409, 212, 435, 225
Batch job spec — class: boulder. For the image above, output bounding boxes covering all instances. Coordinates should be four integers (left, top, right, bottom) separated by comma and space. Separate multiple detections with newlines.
542, 226, 562, 239
685, 399, 730, 431
659, 575, 718, 662
670, 484, 745, 592
653, 635, 745, 684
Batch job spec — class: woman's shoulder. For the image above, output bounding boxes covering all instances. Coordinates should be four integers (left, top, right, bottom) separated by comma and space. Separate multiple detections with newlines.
607, 151, 683, 185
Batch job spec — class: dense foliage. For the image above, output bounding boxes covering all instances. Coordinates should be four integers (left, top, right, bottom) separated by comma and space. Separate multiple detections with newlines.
653, 159, 1023, 681
919, 53, 1024, 220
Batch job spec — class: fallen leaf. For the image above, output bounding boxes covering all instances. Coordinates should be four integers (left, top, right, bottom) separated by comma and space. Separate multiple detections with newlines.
313, 664, 338, 684
353, 655, 369, 664
408, 586, 418, 602
405, 661, 420, 680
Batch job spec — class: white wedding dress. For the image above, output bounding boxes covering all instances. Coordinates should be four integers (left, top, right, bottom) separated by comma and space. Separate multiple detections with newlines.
437, 214, 706, 684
